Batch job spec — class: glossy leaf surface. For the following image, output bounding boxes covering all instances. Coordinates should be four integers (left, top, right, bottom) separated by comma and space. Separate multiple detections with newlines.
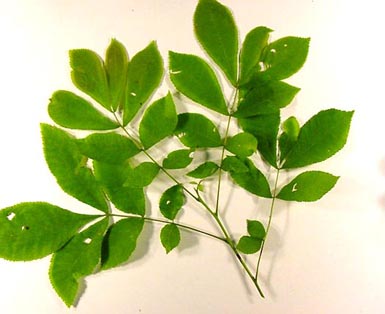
160, 223, 181, 253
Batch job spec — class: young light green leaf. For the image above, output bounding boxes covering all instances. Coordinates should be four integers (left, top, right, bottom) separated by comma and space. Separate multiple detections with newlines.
159, 185, 185, 220
187, 162, 219, 179
194, 0, 238, 85
282, 116, 300, 140
48, 90, 118, 130
123, 41, 163, 125
69, 49, 110, 110
101, 217, 144, 270
105, 39, 129, 111
234, 78, 300, 117
41, 124, 108, 212
94, 161, 145, 215
277, 171, 339, 202
123, 162, 159, 188
0, 202, 98, 261
282, 109, 354, 169
247, 220, 265, 239
229, 158, 272, 198
139, 93, 178, 149
225, 132, 258, 157
162, 149, 194, 169
239, 112, 280, 167
279, 117, 300, 162
174, 113, 222, 148
222, 156, 249, 173
49, 218, 109, 307
169, 52, 228, 115
160, 223, 181, 254
236, 236, 263, 254
77, 132, 140, 164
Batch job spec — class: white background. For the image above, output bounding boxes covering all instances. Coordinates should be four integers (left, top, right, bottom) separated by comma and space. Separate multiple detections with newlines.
0, 0, 384, 313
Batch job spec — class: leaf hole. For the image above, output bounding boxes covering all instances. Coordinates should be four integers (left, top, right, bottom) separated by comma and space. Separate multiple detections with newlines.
284, 44, 288, 48
169, 70, 182, 75
258, 62, 266, 71
166, 200, 171, 205
292, 183, 298, 192
7, 212, 15, 221
21, 225, 30, 231
270, 48, 277, 53
83, 238, 92, 244
130, 92, 137, 97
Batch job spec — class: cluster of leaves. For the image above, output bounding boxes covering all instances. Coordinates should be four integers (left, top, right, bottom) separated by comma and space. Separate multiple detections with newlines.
0, 0, 353, 307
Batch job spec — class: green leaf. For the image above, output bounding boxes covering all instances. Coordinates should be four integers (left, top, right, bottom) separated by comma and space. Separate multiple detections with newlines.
194, 0, 238, 85
123, 41, 163, 125
77, 132, 140, 164
49, 218, 109, 307
279, 116, 300, 162
247, 220, 265, 239
48, 90, 118, 130
234, 78, 300, 117
41, 124, 108, 212
187, 162, 219, 179
160, 223, 181, 254
239, 26, 272, 85
94, 161, 145, 215
159, 185, 185, 220
239, 112, 280, 167
260, 36, 310, 80
105, 39, 129, 111
169, 52, 228, 115
162, 149, 194, 169
277, 171, 339, 202
0, 202, 97, 261
222, 156, 249, 173
236, 236, 263, 254
101, 217, 144, 270
174, 113, 222, 148
282, 109, 354, 169
282, 116, 300, 140
225, 132, 258, 157
229, 158, 272, 198
139, 93, 178, 149
69, 49, 110, 110
123, 162, 159, 188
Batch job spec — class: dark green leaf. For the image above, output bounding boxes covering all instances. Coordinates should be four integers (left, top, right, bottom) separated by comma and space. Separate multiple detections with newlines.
94, 161, 145, 215
159, 185, 185, 220
169, 51, 228, 115
0, 202, 97, 261
260, 36, 310, 80
282, 109, 354, 168
160, 223, 181, 254
239, 26, 272, 85
187, 162, 219, 179
222, 156, 249, 173
48, 90, 118, 130
77, 132, 140, 164
247, 220, 265, 239
234, 78, 300, 117
101, 217, 144, 270
41, 124, 108, 212
229, 158, 272, 198
105, 39, 129, 111
162, 149, 194, 169
49, 218, 108, 307
174, 113, 222, 148
236, 236, 262, 254
139, 93, 178, 149
194, 0, 238, 85
69, 49, 110, 109
225, 132, 258, 157
123, 41, 163, 124
277, 171, 339, 202
123, 162, 159, 188
239, 113, 280, 167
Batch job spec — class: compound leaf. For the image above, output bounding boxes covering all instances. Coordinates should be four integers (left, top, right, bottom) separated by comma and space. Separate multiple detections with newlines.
225, 132, 258, 157
139, 93, 178, 149
49, 218, 109, 307
282, 109, 354, 169
236, 236, 263, 254
123, 41, 163, 125
169, 51, 228, 115
101, 217, 144, 270
0, 202, 97, 261
194, 0, 238, 85
69, 49, 110, 110
48, 90, 118, 130
160, 223, 181, 254
174, 113, 222, 148
187, 161, 219, 179
162, 149, 194, 169
123, 162, 159, 188
41, 124, 108, 212
277, 171, 339, 202
159, 185, 185, 220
